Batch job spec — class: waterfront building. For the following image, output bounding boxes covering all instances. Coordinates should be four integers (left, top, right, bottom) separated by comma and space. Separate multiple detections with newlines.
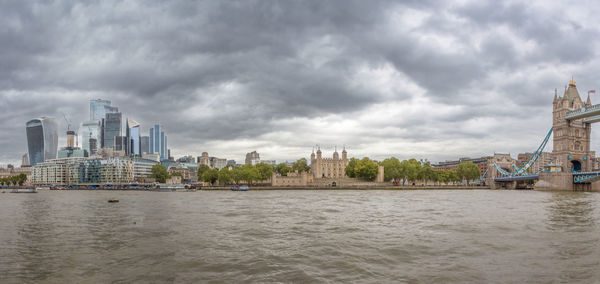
245, 151, 260, 165
80, 120, 101, 154
103, 112, 122, 149
126, 118, 141, 156
310, 146, 348, 179
130, 157, 159, 180
32, 157, 134, 185
26, 117, 58, 166
140, 136, 150, 154
89, 138, 98, 154
57, 148, 88, 158
168, 165, 198, 182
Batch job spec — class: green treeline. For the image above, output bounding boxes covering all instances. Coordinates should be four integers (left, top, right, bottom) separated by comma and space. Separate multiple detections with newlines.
0, 174, 28, 186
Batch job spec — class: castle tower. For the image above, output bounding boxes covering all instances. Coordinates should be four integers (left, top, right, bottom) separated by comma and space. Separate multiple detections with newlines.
333, 146, 339, 160
342, 146, 347, 160
552, 78, 593, 172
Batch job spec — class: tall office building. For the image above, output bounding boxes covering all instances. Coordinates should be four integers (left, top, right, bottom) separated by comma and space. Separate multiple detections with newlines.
26, 117, 58, 166
149, 124, 167, 161
80, 120, 101, 153
86, 99, 118, 150
90, 99, 118, 121
126, 118, 141, 156
114, 136, 127, 151
140, 136, 150, 154
104, 112, 122, 149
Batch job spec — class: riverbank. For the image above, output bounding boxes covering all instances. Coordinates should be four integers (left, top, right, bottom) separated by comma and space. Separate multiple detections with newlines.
201, 185, 493, 190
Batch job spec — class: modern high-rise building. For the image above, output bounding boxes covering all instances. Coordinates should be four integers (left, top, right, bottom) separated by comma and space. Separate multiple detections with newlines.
114, 136, 127, 152
80, 120, 101, 154
90, 99, 118, 121
103, 112, 122, 149
149, 124, 167, 161
140, 136, 150, 154
245, 151, 260, 165
126, 118, 141, 156
22, 153, 29, 167
26, 117, 58, 166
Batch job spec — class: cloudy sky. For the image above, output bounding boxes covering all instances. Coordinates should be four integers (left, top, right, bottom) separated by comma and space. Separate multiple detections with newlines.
2, 0, 600, 166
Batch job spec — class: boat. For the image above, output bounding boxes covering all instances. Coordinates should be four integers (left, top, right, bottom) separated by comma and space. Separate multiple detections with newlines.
36, 186, 51, 190
108, 198, 119, 203
10, 188, 38, 193
231, 185, 249, 191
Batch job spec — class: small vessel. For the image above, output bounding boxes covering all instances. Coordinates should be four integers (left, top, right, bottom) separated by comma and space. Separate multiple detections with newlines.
36, 186, 51, 190
108, 198, 119, 203
10, 188, 38, 193
231, 185, 249, 191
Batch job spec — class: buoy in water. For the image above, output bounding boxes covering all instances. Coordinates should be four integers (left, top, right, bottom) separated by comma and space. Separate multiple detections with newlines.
108, 198, 119, 203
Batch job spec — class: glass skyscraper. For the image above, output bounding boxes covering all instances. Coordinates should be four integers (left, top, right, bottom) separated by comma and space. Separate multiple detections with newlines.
126, 118, 140, 156
26, 117, 58, 166
88, 99, 118, 150
140, 136, 150, 155
80, 120, 101, 154
90, 99, 118, 121
104, 112, 122, 149
149, 124, 167, 161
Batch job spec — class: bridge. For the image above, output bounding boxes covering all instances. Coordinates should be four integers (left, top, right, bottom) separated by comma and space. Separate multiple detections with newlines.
486, 78, 600, 191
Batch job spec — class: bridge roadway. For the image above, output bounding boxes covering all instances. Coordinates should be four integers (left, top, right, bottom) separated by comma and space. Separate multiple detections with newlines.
566, 104, 600, 121
494, 171, 600, 184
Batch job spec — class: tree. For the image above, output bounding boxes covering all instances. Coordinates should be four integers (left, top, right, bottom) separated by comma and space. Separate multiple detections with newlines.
457, 161, 481, 185
420, 162, 435, 184
275, 163, 291, 176
218, 167, 232, 184
354, 157, 379, 181
240, 164, 259, 184
381, 157, 402, 183
345, 158, 359, 178
197, 164, 210, 181
202, 168, 219, 185
171, 172, 183, 178
231, 166, 243, 184
255, 162, 274, 181
292, 158, 311, 173
150, 164, 170, 183
17, 174, 27, 186
401, 159, 422, 185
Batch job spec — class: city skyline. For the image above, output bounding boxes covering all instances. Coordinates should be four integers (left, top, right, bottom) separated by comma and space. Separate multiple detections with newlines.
3, 1, 600, 165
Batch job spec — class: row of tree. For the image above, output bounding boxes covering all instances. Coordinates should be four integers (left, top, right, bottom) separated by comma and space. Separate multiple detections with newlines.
0, 174, 28, 186
380, 158, 481, 185
149, 157, 482, 186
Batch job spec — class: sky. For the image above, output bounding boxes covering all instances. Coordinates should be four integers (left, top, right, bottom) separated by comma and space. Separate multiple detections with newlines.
2, 0, 600, 166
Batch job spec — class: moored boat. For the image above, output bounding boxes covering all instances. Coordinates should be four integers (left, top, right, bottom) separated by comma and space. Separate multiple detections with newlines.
11, 188, 38, 193
231, 185, 249, 191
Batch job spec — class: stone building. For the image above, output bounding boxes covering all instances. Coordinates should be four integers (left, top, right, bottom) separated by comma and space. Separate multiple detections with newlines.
271, 170, 313, 186
310, 146, 348, 179
552, 78, 594, 172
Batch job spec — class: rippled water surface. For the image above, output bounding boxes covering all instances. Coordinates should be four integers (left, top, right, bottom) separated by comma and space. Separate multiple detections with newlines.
2, 190, 600, 283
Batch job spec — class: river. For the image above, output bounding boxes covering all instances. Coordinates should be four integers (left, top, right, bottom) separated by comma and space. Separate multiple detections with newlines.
1, 190, 599, 283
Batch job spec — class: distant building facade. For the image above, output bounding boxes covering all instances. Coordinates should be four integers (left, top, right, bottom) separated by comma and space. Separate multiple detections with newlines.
149, 124, 167, 160
310, 147, 348, 179
103, 112, 122, 149
245, 151, 260, 165
26, 117, 58, 166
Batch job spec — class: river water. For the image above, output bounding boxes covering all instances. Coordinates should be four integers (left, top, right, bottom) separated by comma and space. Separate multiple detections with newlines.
1, 190, 600, 283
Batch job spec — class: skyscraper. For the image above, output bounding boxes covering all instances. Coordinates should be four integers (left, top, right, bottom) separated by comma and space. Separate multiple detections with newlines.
85, 99, 118, 151
149, 124, 167, 161
104, 112, 122, 149
90, 99, 118, 121
26, 117, 58, 166
140, 136, 150, 154
80, 120, 101, 153
126, 118, 141, 156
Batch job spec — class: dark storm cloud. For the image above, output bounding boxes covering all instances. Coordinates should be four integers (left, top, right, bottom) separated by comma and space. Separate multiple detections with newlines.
2, 0, 600, 164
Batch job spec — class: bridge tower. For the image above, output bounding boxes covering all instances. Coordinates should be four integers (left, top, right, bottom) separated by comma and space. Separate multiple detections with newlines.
552, 78, 593, 172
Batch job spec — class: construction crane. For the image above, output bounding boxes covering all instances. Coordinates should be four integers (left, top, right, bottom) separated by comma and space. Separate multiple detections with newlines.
61, 112, 78, 147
